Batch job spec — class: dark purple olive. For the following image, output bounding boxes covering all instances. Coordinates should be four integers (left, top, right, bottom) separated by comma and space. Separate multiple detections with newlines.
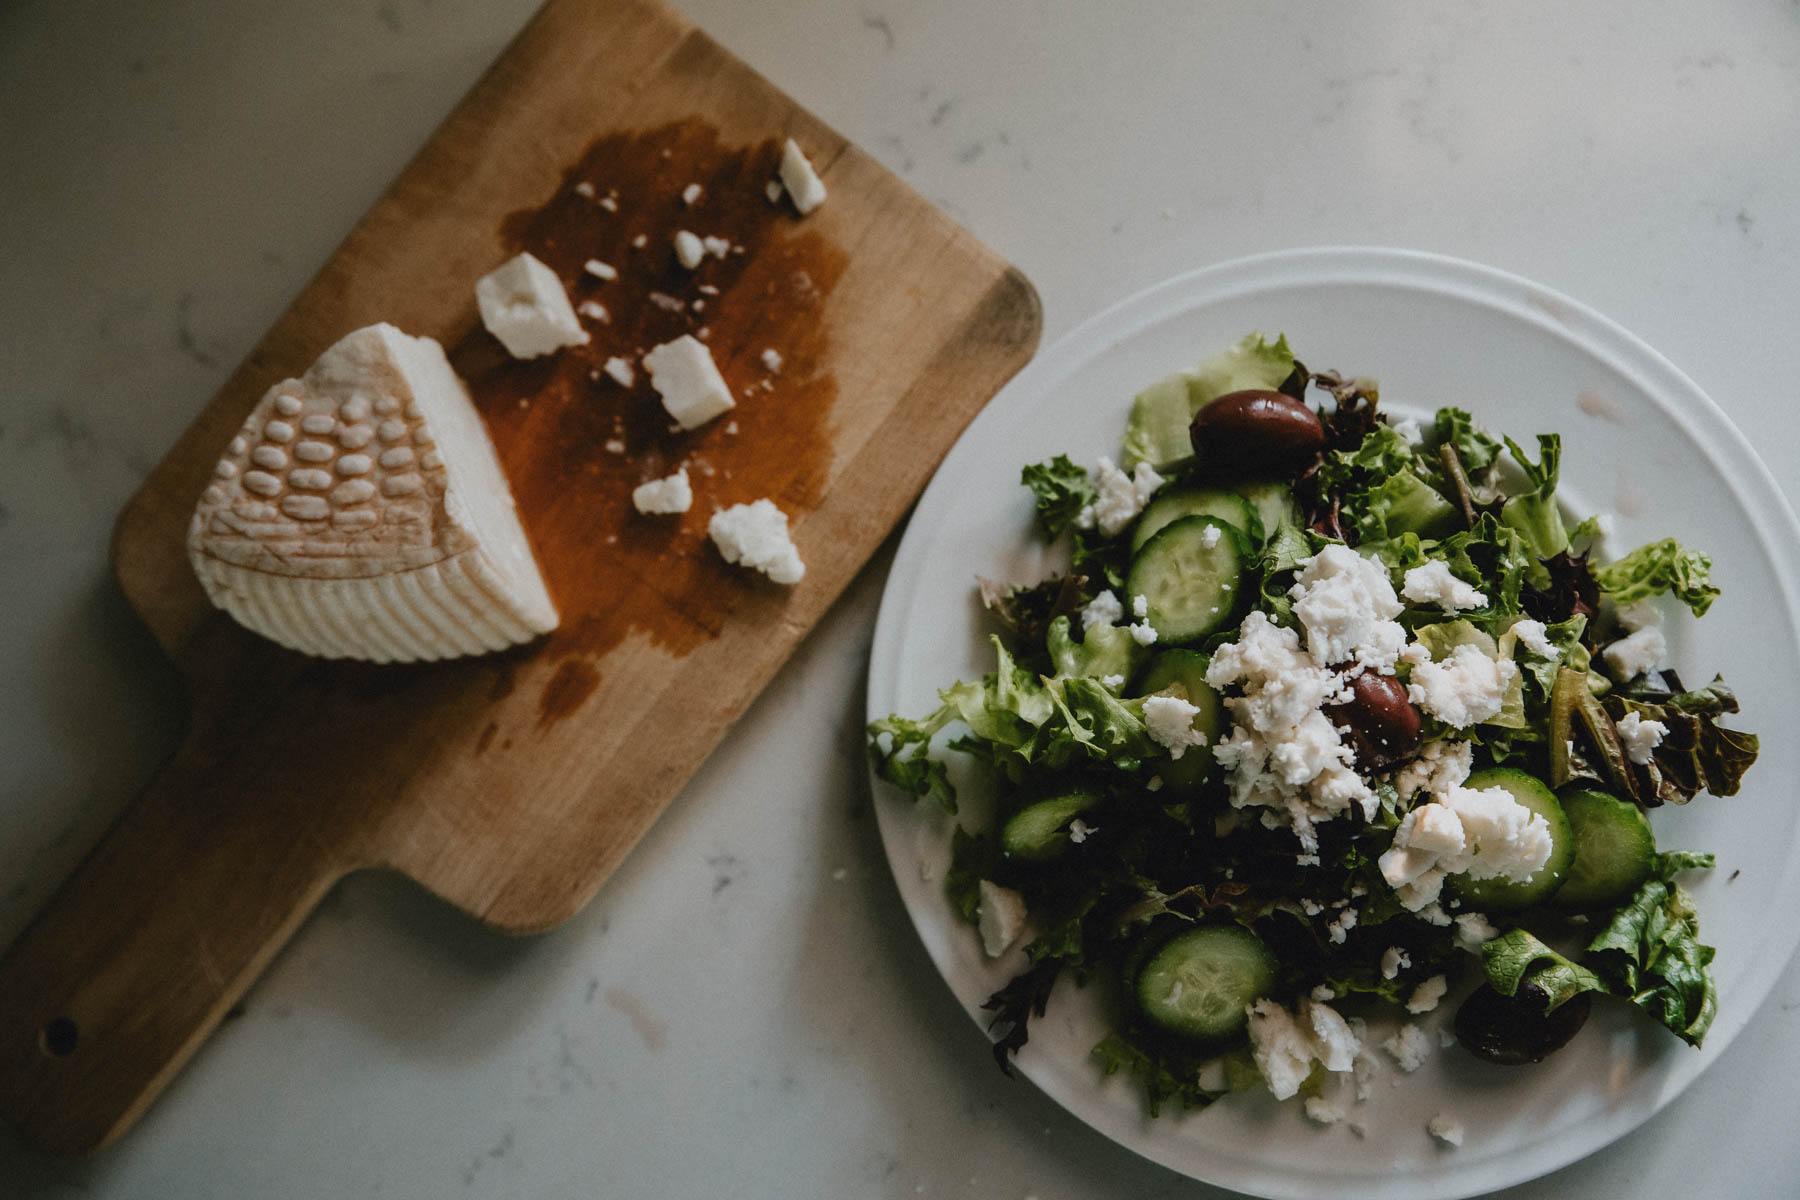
1189, 389, 1325, 476
1454, 982, 1593, 1065
1326, 671, 1421, 769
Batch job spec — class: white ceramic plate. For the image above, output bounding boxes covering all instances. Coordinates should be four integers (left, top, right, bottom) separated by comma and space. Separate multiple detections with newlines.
865, 248, 1800, 1199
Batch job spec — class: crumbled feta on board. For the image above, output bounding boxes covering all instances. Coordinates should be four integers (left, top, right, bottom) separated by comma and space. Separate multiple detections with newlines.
644, 334, 735, 430
475, 252, 590, 359
778, 138, 828, 214
709, 499, 805, 584
188, 323, 558, 661
631, 468, 692, 515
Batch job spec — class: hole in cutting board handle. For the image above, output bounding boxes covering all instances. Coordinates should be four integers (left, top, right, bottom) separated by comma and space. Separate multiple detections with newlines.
39, 1017, 78, 1057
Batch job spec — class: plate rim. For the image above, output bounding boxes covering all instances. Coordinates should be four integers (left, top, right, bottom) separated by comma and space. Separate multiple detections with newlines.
864, 245, 1800, 1200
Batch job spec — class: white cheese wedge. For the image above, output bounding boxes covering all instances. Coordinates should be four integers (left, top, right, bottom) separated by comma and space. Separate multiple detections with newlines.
779, 138, 827, 215
474, 252, 590, 359
643, 334, 734, 430
188, 323, 558, 662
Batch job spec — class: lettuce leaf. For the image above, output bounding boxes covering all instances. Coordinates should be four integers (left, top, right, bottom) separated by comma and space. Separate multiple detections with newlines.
1482, 852, 1718, 1045
1594, 538, 1720, 617
1432, 406, 1502, 473
1020, 455, 1095, 539
1122, 333, 1297, 470
1500, 434, 1570, 570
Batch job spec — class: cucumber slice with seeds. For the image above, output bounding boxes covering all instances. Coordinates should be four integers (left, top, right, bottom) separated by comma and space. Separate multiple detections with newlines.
1131, 488, 1258, 553
1125, 516, 1247, 645
1551, 787, 1657, 910
1134, 925, 1277, 1041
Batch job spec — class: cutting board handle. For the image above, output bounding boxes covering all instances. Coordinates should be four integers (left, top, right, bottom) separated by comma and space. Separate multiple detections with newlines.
0, 730, 347, 1156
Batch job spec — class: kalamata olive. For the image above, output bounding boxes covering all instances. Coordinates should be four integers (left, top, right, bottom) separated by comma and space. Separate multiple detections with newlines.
1325, 671, 1421, 769
1454, 982, 1593, 1065
1189, 389, 1325, 476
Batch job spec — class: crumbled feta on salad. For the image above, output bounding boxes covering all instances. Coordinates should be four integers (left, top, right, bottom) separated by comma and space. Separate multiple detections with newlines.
869, 333, 1756, 1136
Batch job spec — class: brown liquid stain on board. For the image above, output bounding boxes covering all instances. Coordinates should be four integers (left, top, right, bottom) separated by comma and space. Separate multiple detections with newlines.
449, 119, 848, 727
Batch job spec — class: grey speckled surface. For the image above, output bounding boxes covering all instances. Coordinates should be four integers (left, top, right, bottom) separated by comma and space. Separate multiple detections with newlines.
3, 1, 1799, 1196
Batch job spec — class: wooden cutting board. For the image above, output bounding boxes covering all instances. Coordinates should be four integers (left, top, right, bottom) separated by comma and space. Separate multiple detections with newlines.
0, 0, 1039, 1157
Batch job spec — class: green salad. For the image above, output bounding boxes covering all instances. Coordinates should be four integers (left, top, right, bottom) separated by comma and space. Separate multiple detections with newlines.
868, 333, 1760, 1117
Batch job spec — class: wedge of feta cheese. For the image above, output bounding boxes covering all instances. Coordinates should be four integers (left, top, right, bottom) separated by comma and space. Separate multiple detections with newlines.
188, 323, 558, 661
631, 468, 692, 515
474, 252, 589, 359
708, 499, 805, 584
644, 334, 735, 430
778, 138, 827, 215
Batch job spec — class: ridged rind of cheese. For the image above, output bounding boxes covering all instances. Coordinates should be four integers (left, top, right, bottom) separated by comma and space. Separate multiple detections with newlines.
188, 323, 557, 662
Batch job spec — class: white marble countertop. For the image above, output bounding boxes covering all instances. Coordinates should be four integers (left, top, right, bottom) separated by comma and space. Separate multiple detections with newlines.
5, 2, 1800, 1196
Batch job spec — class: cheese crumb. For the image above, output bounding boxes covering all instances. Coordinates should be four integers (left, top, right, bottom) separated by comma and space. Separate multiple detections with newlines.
976, 880, 1027, 957
474, 253, 590, 359
602, 356, 635, 388
644, 335, 734, 429
1380, 946, 1412, 979
1383, 1023, 1433, 1072
1509, 618, 1557, 658
1144, 695, 1208, 759
673, 230, 705, 270
1617, 710, 1668, 764
1406, 974, 1449, 1014
1453, 911, 1499, 952
1076, 456, 1164, 536
708, 499, 805, 584
631, 233, 648, 249
1304, 1097, 1346, 1125
779, 138, 828, 214
583, 258, 618, 281
1290, 545, 1408, 670
702, 235, 731, 258
1394, 739, 1473, 802
1128, 620, 1159, 647
764, 179, 784, 204
1402, 560, 1488, 611
576, 300, 610, 324
1427, 1113, 1465, 1148
1246, 998, 1361, 1100
603, 439, 626, 455
761, 348, 784, 372
631, 468, 692, 516
1602, 625, 1666, 682
1080, 589, 1123, 630
1067, 818, 1097, 844
1380, 785, 1554, 910
681, 182, 702, 205
1199, 524, 1223, 549
1407, 643, 1517, 728
1326, 907, 1359, 944
573, 181, 596, 198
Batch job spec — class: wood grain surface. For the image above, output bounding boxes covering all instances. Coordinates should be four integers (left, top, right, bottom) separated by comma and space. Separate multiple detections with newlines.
0, 0, 1039, 1156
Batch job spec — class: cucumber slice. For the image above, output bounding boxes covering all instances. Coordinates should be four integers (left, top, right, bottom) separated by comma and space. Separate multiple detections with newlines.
1131, 488, 1259, 553
1001, 789, 1098, 861
1551, 787, 1657, 910
1231, 480, 1301, 539
1134, 649, 1223, 791
1125, 516, 1246, 645
1134, 925, 1277, 1040
1450, 768, 1575, 912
